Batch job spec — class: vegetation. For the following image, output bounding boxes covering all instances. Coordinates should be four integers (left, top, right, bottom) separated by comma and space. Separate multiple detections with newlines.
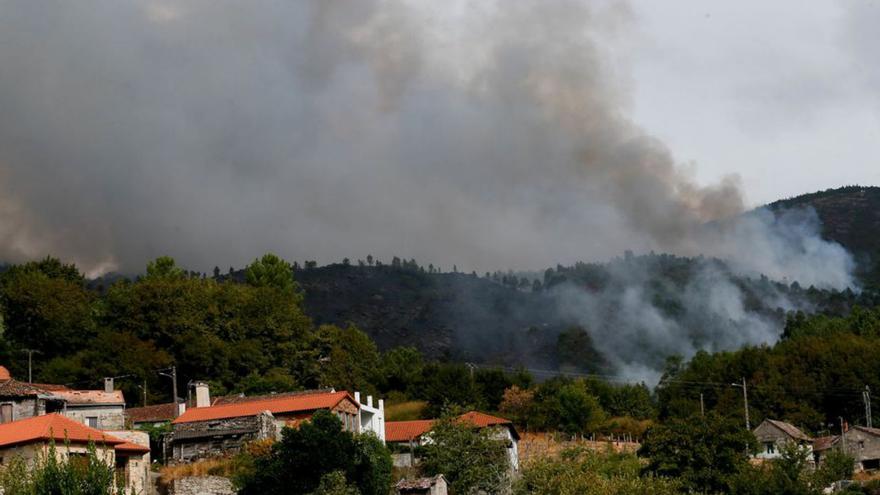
0, 442, 123, 495
515, 447, 681, 495
236, 410, 391, 495
420, 412, 511, 495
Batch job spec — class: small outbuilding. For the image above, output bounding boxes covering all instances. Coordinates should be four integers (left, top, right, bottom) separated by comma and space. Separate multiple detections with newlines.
396, 474, 448, 495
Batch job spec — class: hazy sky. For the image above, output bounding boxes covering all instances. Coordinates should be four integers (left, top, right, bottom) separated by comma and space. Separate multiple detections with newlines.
628, 0, 880, 204
0, 0, 876, 274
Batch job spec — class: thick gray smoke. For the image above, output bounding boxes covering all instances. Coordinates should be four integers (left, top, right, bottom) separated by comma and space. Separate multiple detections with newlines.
0, 1, 856, 373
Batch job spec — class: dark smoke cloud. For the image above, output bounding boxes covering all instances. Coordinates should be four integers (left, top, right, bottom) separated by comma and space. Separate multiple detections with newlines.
0, 0, 852, 293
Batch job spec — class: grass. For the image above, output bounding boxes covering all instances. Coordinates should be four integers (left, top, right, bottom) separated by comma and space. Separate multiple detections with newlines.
158, 458, 235, 486
385, 400, 428, 421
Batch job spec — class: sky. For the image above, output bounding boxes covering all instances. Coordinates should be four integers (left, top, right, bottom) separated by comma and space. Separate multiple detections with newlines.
628, 0, 880, 204
0, 0, 877, 275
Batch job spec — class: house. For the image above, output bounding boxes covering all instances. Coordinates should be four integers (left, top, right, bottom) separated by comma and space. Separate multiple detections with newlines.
812, 435, 839, 465
126, 402, 181, 429
0, 367, 126, 431
51, 379, 126, 430
752, 419, 813, 460
0, 367, 66, 421
169, 386, 362, 462
839, 426, 880, 471
385, 411, 520, 470
0, 413, 150, 494
396, 474, 448, 495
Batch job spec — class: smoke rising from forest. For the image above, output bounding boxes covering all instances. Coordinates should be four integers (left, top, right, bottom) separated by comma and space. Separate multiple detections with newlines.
0, 1, 856, 377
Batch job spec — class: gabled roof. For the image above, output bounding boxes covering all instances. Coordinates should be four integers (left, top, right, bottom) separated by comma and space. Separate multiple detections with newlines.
0, 414, 126, 449
763, 419, 812, 442
396, 475, 446, 491
0, 379, 53, 397
126, 403, 178, 424
172, 391, 356, 424
851, 425, 880, 437
385, 411, 518, 443
51, 389, 125, 406
813, 436, 839, 451
212, 389, 336, 406
385, 420, 435, 443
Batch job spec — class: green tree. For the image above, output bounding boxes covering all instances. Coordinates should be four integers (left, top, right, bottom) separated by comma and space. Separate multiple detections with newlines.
237, 410, 391, 495
421, 414, 510, 494
0, 258, 95, 360
246, 253, 298, 294
639, 413, 756, 493
380, 347, 424, 395
813, 449, 855, 488
0, 441, 122, 495
317, 325, 381, 395
145, 256, 186, 280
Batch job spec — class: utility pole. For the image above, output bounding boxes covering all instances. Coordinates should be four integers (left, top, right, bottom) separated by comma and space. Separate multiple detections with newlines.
732, 377, 750, 430
143, 378, 148, 407
700, 393, 705, 418
840, 417, 847, 453
865, 386, 873, 429
20, 349, 41, 383
159, 366, 179, 417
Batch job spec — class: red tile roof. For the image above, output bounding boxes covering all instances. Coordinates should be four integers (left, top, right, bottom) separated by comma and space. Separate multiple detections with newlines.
0, 379, 52, 397
126, 403, 178, 424
385, 411, 518, 442
812, 435, 839, 451
51, 390, 125, 405
385, 420, 435, 443
212, 389, 336, 406
115, 441, 151, 454
0, 367, 11, 381
0, 414, 126, 449
457, 411, 512, 428
172, 391, 356, 424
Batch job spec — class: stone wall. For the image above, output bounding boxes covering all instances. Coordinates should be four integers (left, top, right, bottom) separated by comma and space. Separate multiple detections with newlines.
171, 411, 276, 462
167, 476, 234, 495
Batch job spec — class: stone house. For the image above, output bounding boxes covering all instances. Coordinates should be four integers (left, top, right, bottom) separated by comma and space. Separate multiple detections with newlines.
52, 380, 126, 430
385, 411, 520, 471
839, 426, 880, 471
0, 367, 126, 431
396, 475, 448, 495
752, 419, 813, 460
169, 387, 362, 462
0, 413, 150, 494
126, 401, 181, 429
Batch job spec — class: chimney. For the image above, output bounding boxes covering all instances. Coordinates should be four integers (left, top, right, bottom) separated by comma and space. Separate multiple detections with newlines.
367, 395, 373, 408
104, 378, 114, 393
194, 381, 210, 408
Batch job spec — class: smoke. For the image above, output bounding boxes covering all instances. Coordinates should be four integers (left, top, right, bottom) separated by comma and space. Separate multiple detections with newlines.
0, 1, 857, 366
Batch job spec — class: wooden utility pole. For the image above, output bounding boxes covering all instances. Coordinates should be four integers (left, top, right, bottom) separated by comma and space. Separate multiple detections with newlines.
865, 386, 873, 429
700, 393, 705, 417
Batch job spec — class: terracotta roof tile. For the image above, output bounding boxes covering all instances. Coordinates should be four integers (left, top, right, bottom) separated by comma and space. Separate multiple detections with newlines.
212, 389, 336, 406
115, 441, 151, 454
51, 390, 125, 405
385, 420, 435, 443
813, 436, 839, 451
386, 411, 518, 443
765, 419, 812, 442
126, 403, 178, 424
0, 379, 51, 397
172, 391, 355, 424
0, 414, 126, 448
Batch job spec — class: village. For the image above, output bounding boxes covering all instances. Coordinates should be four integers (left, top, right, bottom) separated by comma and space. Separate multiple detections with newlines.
0, 359, 878, 495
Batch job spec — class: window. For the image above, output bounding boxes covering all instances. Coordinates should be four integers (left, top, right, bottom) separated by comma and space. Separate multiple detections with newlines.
0, 404, 12, 424
860, 441, 866, 450
86, 417, 98, 428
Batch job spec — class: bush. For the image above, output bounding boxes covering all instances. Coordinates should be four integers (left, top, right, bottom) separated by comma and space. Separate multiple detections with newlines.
236, 410, 392, 495
0, 442, 123, 495
421, 414, 510, 494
